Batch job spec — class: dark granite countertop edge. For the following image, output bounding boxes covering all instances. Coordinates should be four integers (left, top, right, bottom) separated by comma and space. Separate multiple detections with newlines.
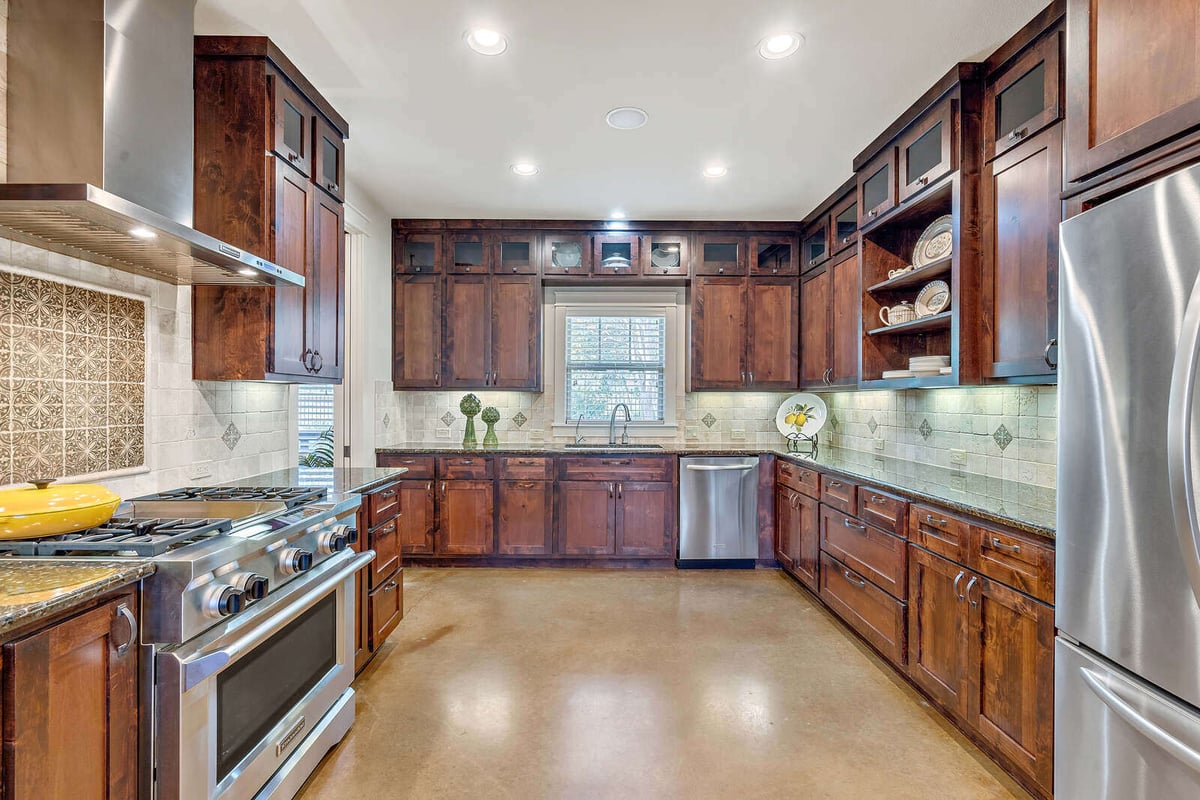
0, 561, 156, 639
376, 446, 1056, 540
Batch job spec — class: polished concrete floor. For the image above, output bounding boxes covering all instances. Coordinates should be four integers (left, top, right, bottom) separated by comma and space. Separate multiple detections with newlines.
300, 568, 1030, 799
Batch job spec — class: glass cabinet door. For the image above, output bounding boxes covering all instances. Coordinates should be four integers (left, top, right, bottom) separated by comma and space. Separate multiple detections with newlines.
643, 234, 688, 276
695, 235, 746, 276
271, 75, 314, 178
858, 149, 897, 226
898, 99, 954, 202
314, 116, 345, 201
394, 233, 442, 274
751, 236, 798, 276
803, 222, 829, 270
495, 233, 539, 274
985, 30, 1062, 159
543, 234, 591, 275
593, 235, 641, 275
447, 234, 491, 274
830, 193, 858, 255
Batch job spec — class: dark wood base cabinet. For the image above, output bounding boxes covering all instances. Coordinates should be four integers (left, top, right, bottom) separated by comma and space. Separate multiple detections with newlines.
354, 478, 407, 674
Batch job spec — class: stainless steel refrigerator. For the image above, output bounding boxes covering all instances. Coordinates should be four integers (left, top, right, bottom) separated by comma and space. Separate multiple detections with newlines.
1058, 160, 1200, 798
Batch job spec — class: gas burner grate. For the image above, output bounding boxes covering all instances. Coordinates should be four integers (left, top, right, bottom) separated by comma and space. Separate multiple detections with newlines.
0, 517, 234, 557
138, 486, 326, 508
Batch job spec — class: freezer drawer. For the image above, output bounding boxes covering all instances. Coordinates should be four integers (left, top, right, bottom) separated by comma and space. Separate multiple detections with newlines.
1057, 637, 1200, 799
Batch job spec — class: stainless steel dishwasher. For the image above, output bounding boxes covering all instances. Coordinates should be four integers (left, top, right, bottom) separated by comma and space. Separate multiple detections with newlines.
677, 456, 759, 568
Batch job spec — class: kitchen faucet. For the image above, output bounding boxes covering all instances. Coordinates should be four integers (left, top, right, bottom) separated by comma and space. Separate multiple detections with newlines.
609, 403, 631, 446
574, 414, 585, 445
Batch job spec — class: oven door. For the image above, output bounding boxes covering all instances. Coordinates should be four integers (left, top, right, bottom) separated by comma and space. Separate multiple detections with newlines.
155, 549, 373, 800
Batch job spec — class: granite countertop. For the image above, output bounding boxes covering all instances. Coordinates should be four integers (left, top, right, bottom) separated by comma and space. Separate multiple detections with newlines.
376, 443, 1056, 537
230, 467, 410, 503
0, 559, 156, 638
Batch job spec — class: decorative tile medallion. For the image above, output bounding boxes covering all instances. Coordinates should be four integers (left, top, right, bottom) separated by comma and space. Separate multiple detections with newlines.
918, 418, 933, 440
221, 422, 242, 451
440, 411, 455, 427
512, 411, 528, 428
382, 413, 391, 430
868, 415, 879, 434
701, 412, 717, 429
993, 423, 1014, 452
829, 412, 839, 431
1, 270, 147, 483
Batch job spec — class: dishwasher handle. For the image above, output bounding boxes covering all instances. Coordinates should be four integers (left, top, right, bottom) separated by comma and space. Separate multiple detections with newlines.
685, 464, 756, 472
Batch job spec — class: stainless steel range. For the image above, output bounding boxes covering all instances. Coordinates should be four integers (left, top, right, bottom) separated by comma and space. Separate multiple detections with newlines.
2, 485, 373, 800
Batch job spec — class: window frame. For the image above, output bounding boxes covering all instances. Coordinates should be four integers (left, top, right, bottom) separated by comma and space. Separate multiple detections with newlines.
547, 287, 683, 438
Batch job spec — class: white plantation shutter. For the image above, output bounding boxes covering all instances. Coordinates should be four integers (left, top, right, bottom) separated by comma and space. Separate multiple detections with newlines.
565, 314, 666, 422
298, 385, 335, 459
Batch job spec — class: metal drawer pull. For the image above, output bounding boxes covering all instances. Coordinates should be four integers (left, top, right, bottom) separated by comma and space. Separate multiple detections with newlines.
515, 482, 538, 489
1044, 338, 1058, 370
828, 481, 843, 488
515, 460, 538, 466
687, 464, 755, 471
953, 571, 966, 601
618, 483, 623, 499
870, 495, 887, 505
843, 570, 868, 588
115, 602, 137, 656
608, 483, 614, 498
379, 490, 396, 500
383, 580, 398, 593
601, 459, 633, 466
925, 514, 948, 526
1007, 127, 1028, 141
990, 537, 1021, 554
966, 576, 980, 608
843, 518, 867, 532
459, 459, 475, 464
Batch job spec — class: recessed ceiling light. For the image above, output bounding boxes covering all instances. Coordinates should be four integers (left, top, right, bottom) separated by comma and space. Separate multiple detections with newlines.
703, 165, 729, 178
757, 32, 803, 60
238, 267, 258, 277
465, 28, 508, 56
605, 107, 649, 130
511, 162, 539, 176
129, 226, 156, 240
610, 210, 626, 220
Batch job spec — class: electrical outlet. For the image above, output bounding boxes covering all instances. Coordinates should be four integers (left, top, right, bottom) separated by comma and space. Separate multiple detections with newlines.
435, 428, 451, 439
950, 449, 967, 466
187, 461, 212, 480
686, 426, 700, 439
185, 426, 197, 440
730, 428, 746, 441
873, 437, 885, 451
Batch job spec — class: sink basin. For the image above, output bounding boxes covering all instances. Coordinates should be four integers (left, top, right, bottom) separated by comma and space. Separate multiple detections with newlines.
564, 443, 664, 450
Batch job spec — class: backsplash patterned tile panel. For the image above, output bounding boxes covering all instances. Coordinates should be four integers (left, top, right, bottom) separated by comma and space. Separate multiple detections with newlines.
1, 269, 147, 483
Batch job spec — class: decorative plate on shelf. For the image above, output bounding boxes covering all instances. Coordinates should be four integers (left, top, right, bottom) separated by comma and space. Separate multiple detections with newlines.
775, 393, 828, 439
651, 246, 681, 269
915, 280, 951, 317
552, 242, 583, 268
912, 215, 953, 267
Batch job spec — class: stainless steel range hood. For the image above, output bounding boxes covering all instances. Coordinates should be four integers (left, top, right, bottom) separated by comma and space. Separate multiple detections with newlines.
2, 0, 303, 288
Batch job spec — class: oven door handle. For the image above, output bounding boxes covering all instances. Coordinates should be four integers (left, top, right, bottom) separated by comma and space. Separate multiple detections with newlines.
174, 550, 375, 691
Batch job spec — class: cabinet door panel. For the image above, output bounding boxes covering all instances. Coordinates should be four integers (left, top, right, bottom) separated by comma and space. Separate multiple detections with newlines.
695, 235, 747, 276
983, 127, 1061, 379
775, 487, 796, 570
794, 491, 820, 591
270, 158, 313, 378
271, 73, 314, 177
616, 482, 674, 557
394, 232, 442, 275
985, 30, 1062, 160
750, 236, 798, 276
829, 192, 859, 255
368, 574, 403, 650
802, 221, 829, 270
491, 275, 541, 390
398, 480, 436, 554
4, 594, 138, 800
829, 252, 860, 386
898, 99, 955, 202
593, 234, 642, 276
497, 481, 554, 555
1065, 0, 1200, 182
392, 276, 442, 387
968, 576, 1055, 794
311, 191, 344, 380
858, 149, 897, 225
746, 279, 799, 390
443, 275, 491, 388
556, 482, 615, 555
819, 552, 907, 667
368, 518, 400, 589
314, 114, 345, 200
908, 546, 970, 719
800, 267, 831, 388
438, 480, 494, 555
691, 277, 747, 390
447, 233, 491, 275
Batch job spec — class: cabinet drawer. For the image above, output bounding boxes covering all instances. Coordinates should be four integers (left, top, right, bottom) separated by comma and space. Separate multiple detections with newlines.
777, 459, 820, 498
909, 504, 970, 563
368, 571, 403, 650
376, 454, 435, 479
365, 483, 400, 528
558, 456, 673, 482
972, 525, 1055, 604
820, 507, 908, 600
499, 456, 553, 481
820, 474, 857, 514
368, 517, 400, 590
819, 552, 907, 666
857, 487, 909, 537
437, 456, 493, 480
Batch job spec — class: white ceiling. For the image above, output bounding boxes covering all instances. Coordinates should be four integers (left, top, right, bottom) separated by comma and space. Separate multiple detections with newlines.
194, 0, 1046, 221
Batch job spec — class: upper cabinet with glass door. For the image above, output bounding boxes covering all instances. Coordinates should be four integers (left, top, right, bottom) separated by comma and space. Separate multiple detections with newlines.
802, 219, 829, 271
543, 233, 591, 276
447, 233, 491, 274
829, 191, 858, 255
984, 28, 1062, 161
750, 236, 798, 276
271, 72, 315, 178
593, 234, 641, 276
314, 114, 345, 201
897, 98, 955, 203
858, 148, 896, 228
695, 235, 746, 276
495, 233, 539, 275
394, 233, 442, 274
642, 234, 689, 276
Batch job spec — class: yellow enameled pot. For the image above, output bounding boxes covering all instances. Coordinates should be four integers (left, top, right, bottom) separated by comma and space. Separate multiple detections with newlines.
0, 480, 121, 539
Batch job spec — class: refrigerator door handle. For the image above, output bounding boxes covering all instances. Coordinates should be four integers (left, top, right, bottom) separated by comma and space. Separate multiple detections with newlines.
1080, 666, 1200, 775
1167, 272, 1200, 610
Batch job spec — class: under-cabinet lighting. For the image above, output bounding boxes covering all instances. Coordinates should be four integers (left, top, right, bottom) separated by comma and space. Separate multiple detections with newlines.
129, 226, 157, 239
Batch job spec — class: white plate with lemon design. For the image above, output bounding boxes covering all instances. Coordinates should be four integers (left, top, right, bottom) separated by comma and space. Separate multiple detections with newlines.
775, 393, 828, 439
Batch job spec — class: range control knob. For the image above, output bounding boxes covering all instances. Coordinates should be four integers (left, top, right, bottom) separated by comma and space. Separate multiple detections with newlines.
317, 526, 349, 555
279, 548, 314, 575
339, 524, 359, 546
204, 585, 247, 619
232, 572, 269, 601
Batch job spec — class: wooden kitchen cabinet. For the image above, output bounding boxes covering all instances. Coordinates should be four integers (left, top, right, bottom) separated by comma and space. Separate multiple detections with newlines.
615, 482, 674, 557
858, 147, 897, 226
985, 26, 1062, 161
556, 482, 615, 555
745, 278, 800, 390
3, 593, 139, 800
802, 218, 830, 271
497, 480, 555, 555
1064, 0, 1200, 185
907, 545, 970, 717
356, 479, 405, 673
897, 97, 956, 202
392, 275, 442, 388
691, 277, 799, 391
491, 275, 541, 389
830, 252, 860, 387
438, 480, 495, 555
775, 485, 797, 572
447, 233, 492, 274
192, 37, 348, 383
368, 575, 403, 651
829, 191, 859, 255
800, 250, 859, 389
593, 234, 642, 276
800, 266, 831, 388
443, 274, 491, 388
695, 234, 747, 276
776, 485, 818, 591
398, 480, 436, 554
495, 233, 539, 275
750, 236, 798, 276
395, 233, 442, 274
982, 127, 1062, 379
